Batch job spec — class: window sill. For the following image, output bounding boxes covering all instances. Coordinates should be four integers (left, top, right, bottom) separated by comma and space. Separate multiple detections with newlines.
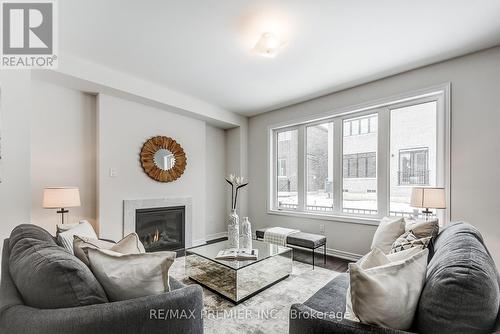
267, 209, 380, 226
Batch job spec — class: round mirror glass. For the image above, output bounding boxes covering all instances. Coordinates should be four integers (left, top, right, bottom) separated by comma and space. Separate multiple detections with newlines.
153, 149, 176, 171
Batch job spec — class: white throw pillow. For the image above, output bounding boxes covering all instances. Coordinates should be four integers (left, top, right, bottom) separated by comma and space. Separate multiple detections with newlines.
345, 248, 389, 321
405, 218, 439, 239
73, 235, 116, 266
347, 248, 429, 330
371, 216, 406, 253
56, 222, 81, 235
87, 248, 176, 301
58, 220, 97, 254
74, 232, 146, 266
111, 232, 146, 254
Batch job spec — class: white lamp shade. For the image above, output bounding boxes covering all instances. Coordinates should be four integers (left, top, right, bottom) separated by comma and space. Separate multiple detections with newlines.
410, 187, 446, 209
43, 187, 81, 208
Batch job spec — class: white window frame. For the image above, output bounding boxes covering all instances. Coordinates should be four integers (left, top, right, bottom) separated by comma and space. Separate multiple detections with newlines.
267, 83, 451, 226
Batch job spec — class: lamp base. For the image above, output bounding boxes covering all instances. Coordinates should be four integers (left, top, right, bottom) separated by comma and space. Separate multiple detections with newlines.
422, 208, 432, 220
56, 208, 69, 224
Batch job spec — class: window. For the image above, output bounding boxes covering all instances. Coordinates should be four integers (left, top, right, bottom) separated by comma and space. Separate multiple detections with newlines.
344, 115, 377, 137
276, 129, 298, 209
390, 101, 438, 216
306, 122, 334, 211
343, 152, 376, 178
270, 87, 448, 222
398, 148, 429, 185
343, 114, 378, 215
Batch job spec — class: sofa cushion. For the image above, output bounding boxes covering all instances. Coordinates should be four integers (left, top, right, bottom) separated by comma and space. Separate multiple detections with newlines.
9, 236, 108, 309
8, 224, 56, 250
304, 273, 349, 314
287, 232, 326, 248
256, 228, 326, 248
416, 221, 500, 334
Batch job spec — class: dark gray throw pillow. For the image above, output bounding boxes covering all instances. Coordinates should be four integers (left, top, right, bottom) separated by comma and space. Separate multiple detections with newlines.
9, 237, 109, 309
416, 222, 500, 334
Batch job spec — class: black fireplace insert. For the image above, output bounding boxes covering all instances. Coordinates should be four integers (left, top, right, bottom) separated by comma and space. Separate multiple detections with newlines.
135, 206, 185, 253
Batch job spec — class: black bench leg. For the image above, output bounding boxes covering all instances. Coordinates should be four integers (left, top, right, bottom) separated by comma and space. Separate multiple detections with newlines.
324, 244, 326, 265
312, 247, 315, 270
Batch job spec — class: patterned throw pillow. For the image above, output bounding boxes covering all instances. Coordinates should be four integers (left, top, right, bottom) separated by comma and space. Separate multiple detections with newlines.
390, 231, 431, 254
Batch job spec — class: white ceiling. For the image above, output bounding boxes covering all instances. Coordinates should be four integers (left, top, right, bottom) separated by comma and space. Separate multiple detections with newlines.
60, 0, 500, 116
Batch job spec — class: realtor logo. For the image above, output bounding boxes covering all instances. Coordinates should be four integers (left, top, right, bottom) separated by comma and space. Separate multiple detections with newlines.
1, 0, 57, 68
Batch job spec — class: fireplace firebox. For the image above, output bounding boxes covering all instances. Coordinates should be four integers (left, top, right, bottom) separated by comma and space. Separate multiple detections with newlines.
135, 206, 185, 253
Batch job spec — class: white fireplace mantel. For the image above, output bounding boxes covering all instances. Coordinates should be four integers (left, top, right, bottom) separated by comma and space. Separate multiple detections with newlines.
123, 197, 193, 248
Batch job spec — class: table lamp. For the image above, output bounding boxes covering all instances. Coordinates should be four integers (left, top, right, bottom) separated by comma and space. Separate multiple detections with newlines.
410, 187, 446, 220
43, 187, 81, 224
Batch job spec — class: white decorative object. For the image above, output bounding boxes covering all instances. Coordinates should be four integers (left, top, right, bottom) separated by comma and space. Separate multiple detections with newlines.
225, 174, 248, 249
241, 217, 252, 249
228, 209, 240, 249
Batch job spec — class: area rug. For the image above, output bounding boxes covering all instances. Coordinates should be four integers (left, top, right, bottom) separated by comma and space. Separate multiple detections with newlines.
170, 257, 341, 334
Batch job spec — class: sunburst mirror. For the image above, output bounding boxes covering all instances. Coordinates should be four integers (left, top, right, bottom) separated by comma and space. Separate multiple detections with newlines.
140, 136, 187, 182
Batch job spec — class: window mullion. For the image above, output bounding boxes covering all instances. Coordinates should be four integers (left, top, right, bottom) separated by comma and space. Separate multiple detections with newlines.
377, 108, 390, 217
333, 120, 343, 214
297, 125, 306, 211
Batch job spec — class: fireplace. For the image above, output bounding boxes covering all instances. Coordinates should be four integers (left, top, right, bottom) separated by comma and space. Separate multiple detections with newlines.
135, 206, 185, 253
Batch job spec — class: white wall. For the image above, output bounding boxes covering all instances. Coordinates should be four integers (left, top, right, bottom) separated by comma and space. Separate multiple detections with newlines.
0, 71, 32, 266
225, 123, 249, 218
97, 94, 208, 244
205, 125, 227, 239
30, 79, 97, 234
248, 46, 500, 264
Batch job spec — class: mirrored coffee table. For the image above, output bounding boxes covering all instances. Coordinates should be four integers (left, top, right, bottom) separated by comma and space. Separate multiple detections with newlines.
185, 239, 292, 304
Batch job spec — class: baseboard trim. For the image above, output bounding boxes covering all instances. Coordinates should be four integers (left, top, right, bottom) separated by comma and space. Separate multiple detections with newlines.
205, 231, 228, 241
291, 245, 362, 262
191, 232, 228, 248
326, 248, 363, 262
191, 238, 206, 247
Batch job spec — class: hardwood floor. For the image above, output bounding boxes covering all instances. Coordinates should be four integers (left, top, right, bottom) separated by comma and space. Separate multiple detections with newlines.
292, 247, 350, 272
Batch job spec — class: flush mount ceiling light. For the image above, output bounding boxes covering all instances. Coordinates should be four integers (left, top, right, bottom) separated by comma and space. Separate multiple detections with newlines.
253, 32, 285, 58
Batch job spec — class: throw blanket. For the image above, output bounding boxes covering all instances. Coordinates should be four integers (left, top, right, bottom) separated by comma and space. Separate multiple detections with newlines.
263, 227, 300, 246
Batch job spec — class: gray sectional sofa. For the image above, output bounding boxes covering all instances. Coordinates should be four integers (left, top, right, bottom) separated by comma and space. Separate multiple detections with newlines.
289, 221, 500, 334
0, 224, 204, 334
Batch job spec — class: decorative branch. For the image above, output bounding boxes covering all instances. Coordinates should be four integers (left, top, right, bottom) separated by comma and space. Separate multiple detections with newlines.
233, 183, 248, 210
225, 179, 235, 210
226, 175, 248, 211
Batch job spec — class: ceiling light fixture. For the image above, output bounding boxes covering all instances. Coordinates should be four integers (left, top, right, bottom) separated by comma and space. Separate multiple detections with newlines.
253, 32, 285, 58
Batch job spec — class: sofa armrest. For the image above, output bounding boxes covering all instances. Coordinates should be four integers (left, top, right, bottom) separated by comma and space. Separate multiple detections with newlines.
0, 284, 204, 334
289, 303, 416, 334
